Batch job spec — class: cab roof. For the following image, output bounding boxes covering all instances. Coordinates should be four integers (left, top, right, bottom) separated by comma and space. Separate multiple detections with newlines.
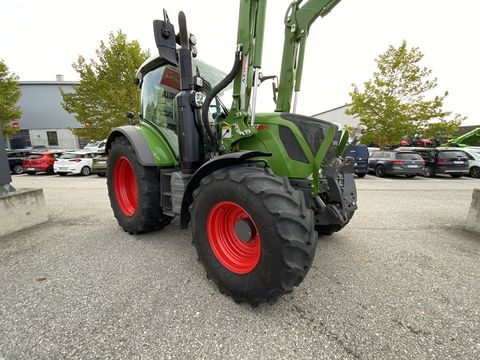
135, 55, 226, 89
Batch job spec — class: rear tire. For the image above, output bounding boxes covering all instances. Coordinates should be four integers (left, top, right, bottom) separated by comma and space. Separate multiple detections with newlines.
191, 166, 317, 305
81, 166, 91, 176
46, 166, 55, 175
375, 165, 386, 177
107, 136, 172, 234
13, 165, 23, 174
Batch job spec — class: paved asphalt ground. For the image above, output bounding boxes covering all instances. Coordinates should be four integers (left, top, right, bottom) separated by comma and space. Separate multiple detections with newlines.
1, 173, 479, 359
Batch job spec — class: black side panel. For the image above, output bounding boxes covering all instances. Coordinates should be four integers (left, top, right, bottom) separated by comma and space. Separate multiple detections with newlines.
180, 151, 271, 228
279, 126, 309, 164
281, 113, 331, 155
106, 126, 156, 166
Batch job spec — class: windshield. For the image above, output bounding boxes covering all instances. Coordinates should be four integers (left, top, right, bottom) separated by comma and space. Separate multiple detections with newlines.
141, 64, 224, 131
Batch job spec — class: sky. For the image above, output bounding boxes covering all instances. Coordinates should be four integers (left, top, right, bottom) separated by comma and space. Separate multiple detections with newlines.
1, 0, 479, 125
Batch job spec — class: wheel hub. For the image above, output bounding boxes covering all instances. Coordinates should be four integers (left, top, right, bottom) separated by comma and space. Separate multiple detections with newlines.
234, 218, 256, 242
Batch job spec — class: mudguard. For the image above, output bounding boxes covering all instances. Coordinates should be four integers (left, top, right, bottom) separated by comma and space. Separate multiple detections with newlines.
106, 125, 177, 167
180, 151, 271, 228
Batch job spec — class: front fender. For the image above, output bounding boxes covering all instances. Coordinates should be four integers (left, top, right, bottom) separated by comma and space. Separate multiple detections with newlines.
106, 124, 177, 167
180, 151, 271, 228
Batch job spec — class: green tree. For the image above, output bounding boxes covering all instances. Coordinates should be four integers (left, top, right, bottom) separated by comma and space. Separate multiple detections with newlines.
61, 31, 150, 140
347, 40, 464, 147
0, 59, 22, 137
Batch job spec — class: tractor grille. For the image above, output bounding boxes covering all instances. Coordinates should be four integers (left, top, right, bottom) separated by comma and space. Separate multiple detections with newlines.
280, 113, 340, 163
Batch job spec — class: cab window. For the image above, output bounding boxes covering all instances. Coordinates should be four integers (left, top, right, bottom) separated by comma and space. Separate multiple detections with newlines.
141, 65, 180, 131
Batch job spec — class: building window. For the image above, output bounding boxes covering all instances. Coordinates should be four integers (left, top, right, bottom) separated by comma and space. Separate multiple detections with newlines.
47, 131, 58, 146
9, 129, 31, 149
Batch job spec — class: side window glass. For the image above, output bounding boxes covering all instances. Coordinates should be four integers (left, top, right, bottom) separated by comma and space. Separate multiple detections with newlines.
141, 65, 180, 131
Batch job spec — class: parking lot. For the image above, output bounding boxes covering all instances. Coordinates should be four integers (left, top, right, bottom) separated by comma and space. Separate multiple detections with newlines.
1, 174, 479, 359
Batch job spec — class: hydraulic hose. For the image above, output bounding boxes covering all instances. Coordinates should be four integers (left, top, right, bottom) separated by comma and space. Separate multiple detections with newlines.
202, 49, 242, 152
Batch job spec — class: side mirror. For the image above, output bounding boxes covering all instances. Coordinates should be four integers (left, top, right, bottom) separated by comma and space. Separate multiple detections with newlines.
153, 9, 177, 66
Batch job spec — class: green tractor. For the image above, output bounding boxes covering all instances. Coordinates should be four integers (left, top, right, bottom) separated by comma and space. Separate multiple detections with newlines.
106, 0, 365, 305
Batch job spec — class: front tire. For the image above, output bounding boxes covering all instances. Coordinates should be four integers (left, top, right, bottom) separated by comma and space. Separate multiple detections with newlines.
107, 136, 172, 234
191, 167, 317, 305
424, 165, 434, 178
469, 167, 480, 178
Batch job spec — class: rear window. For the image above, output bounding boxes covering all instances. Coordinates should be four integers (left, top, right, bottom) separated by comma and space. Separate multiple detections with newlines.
438, 151, 467, 158
28, 154, 43, 159
60, 153, 85, 159
396, 153, 422, 160
348, 145, 369, 158
370, 151, 382, 158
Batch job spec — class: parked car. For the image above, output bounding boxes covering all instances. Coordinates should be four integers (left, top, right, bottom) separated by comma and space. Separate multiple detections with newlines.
6, 149, 32, 174
442, 147, 480, 178
23, 151, 63, 175
347, 144, 369, 178
26, 145, 48, 151
368, 150, 425, 178
54, 151, 97, 176
92, 154, 108, 177
83, 139, 107, 153
397, 147, 469, 178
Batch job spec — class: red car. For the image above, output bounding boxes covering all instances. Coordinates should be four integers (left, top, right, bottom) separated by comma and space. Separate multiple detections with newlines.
23, 151, 63, 175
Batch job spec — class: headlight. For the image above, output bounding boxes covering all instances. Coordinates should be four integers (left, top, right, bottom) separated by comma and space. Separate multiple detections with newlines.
192, 92, 206, 108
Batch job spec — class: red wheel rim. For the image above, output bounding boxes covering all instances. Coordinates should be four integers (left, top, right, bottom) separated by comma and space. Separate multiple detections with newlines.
207, 201, 261, 274
114, 156, 138, 217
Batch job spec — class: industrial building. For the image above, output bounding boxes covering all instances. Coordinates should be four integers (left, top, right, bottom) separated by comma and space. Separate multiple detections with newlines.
312, 105, 359, 129
8, 75, 82, 149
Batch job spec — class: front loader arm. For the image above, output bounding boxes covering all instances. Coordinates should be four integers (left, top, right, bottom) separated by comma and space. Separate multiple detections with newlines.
275, 0, 341, 113
231, 0, 267, 114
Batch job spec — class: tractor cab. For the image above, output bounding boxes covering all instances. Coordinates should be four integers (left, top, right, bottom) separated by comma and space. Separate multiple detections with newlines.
134, 55, 227, 158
